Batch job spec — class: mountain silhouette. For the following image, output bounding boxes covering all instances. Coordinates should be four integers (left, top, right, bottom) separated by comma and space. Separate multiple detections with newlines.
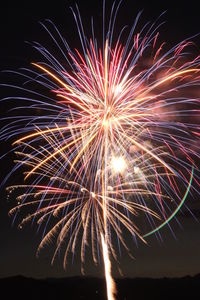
0, 274, 200, 299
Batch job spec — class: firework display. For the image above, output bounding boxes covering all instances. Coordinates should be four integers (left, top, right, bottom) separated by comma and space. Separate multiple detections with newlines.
1, 2, 200, 300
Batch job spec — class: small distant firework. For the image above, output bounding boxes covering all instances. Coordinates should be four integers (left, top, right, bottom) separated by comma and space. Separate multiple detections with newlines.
1, 1, 200, 299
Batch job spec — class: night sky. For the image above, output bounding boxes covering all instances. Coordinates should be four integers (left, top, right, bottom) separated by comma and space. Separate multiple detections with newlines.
0, 0, 200, 279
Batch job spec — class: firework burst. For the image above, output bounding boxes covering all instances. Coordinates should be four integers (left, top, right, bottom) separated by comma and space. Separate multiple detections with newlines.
1, 2, 200, 299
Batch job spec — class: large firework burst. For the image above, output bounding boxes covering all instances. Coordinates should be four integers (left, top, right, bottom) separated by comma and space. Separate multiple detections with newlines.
1, 2, 200, 299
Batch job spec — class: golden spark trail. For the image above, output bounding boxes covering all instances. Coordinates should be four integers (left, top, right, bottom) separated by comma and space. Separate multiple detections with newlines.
101, 233, 116, 300
101, 120, 117, 300
101, 40, 117, 299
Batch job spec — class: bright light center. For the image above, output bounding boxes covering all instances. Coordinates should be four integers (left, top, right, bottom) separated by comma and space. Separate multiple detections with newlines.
102, 118, 110, 127
111, 156, 127, 174
114, 84, 123, 97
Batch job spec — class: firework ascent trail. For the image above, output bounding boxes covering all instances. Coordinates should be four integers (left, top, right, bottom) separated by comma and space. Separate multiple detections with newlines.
1, 1, 200, 299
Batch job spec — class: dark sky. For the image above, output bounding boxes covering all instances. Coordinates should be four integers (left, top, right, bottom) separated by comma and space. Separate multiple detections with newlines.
0, 0, 200, 279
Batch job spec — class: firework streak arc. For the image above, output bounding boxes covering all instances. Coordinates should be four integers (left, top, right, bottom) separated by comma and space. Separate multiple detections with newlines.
1, 3, 200, 300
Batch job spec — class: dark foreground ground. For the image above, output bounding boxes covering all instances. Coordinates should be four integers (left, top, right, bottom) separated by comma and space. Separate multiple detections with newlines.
0, 274, 200, 299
